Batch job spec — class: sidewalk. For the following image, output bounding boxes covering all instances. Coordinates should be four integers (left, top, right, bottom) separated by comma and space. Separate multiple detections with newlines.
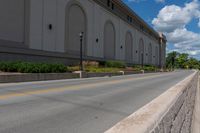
192, 76, 200, 133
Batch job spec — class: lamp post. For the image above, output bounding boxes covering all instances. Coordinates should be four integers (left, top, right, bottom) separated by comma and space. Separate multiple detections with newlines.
172, 56, 175, 71
141, 53, 144, 69
79, 32, 84, 71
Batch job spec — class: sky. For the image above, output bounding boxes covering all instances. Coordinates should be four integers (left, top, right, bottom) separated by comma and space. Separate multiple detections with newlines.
123, 0, 200, 59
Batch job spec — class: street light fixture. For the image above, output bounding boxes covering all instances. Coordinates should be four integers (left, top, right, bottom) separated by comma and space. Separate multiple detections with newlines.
141, 53, 144, 69
79, 32, 84, 71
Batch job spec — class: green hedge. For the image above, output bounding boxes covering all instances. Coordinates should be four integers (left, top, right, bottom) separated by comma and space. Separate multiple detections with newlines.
143, 65, 157, 71
105, 61, 126, 68
0, 61, 68, 73
85, 66, 120, 73
132, 65, 142, 71
132, 65, 157, 71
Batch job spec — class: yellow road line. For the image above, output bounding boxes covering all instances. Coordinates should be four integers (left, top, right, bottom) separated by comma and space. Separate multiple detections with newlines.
0, 74, 167, 100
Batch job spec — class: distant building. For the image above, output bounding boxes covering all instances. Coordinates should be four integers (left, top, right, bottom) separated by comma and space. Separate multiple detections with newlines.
0, 0, 166, 67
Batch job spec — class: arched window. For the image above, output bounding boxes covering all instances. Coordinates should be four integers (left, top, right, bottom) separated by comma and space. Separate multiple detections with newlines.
65, 2, 87, 55
148, 43, 152, 64
125, 32, 133, 63
139, 39, 144, 65
104, 21, 115, 59
155, 46, 159, 65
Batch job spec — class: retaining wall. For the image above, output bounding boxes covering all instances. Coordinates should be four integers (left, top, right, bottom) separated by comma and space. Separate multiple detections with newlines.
0, 73, 79, 83
0, 71, 156, 83
192, 75, 200, 133
106, 71, 198, 133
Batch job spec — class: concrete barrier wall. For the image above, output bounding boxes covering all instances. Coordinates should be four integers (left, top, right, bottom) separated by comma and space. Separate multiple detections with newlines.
82, 72, 123, 78
0, 73, 79, 83
192, 75, 200, 133
106, 71, 198, 133
0, 71, 157, 83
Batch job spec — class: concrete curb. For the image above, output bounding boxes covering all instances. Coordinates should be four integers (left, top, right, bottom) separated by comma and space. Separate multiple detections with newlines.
105, 71, 198, 133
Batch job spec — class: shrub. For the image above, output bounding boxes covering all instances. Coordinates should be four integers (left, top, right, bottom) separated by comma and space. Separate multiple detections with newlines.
67, 66, 80, 72
99, 61, 106, 66
105, 61, 126, 68
132, 65, 142, 71
0, 61, 68, 73
132, 65, 157, 71
85, 66, 120, 73
143, 65, 157, 71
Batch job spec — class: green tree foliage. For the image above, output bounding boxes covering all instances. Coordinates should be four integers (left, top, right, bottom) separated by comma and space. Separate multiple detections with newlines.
185, 58, 200, 69
177, 53, 189, 68
166, 51, 200, 70
166, 51, 179, 69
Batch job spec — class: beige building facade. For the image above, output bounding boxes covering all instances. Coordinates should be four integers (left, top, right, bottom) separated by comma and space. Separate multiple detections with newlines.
0, 0, 166, 67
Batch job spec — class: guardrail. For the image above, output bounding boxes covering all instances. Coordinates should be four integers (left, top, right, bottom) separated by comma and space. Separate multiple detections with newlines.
106, 71, 198, 133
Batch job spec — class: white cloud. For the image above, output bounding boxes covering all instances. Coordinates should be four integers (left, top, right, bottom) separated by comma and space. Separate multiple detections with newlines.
167, 28, 200, 55
152, 0, 200, 58
155, 0, 165, 3
152, 0, 200, 32
198, 18, 200, 27
127, 0, 165, 3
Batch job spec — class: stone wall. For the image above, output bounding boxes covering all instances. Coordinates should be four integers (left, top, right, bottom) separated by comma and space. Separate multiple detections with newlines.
0, 73, 79, 83
191, 75, 200, 133
151, 72, 197, 133
106, 71, 198, 133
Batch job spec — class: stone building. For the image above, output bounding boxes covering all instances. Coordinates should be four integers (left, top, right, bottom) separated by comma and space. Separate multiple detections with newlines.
0, 0, 166, 67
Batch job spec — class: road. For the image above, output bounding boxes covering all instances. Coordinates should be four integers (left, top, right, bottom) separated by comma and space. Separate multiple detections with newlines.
0, 70, 194, 133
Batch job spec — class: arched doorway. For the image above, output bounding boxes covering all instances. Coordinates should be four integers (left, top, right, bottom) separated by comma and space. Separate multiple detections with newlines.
104, 21, 115, 59
125, 32, 133, 63
139, 39, 144, 65
148, 43, 152, 64
66, 3, 86, 55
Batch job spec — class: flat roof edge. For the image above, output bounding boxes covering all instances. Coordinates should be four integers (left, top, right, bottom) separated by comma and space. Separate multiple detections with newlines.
117, 0, 161, 38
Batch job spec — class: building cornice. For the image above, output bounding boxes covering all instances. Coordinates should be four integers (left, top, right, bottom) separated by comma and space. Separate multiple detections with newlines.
115, 0, 160, 38
92, 0, 165, 42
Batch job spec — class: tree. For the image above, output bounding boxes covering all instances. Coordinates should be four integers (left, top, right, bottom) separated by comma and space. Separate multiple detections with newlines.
166, 51, 200, 70
185, 58, 200, 69
166, 51, 179, 70
176, 53, 189, 68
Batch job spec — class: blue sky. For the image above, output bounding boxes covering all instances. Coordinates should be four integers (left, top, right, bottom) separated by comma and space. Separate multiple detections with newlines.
123, 0, 200, 59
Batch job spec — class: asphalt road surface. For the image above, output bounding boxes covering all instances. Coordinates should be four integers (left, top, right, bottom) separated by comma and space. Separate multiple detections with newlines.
0, 70, 194, 133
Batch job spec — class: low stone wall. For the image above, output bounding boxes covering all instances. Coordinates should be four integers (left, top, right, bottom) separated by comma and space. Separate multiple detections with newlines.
0, 71, 163, 83
106, 71, 198, 133
192, 75, 200, 133
82, 72, 123, 78
0, 73, 79, 83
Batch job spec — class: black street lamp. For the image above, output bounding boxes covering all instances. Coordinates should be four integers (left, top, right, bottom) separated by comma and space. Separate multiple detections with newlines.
79, 32, 84, 71
141, 53, 144, 69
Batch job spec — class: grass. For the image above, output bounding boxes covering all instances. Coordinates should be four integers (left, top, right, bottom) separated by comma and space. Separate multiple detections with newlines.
68, 66, 120, 73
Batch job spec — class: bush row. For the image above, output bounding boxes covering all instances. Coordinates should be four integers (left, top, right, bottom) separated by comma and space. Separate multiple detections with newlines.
85, 66, 120, 73
0, 61, 68, 73
132, 65, 157, 71
99, 61, 126, 68
0, 61, 158, 73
